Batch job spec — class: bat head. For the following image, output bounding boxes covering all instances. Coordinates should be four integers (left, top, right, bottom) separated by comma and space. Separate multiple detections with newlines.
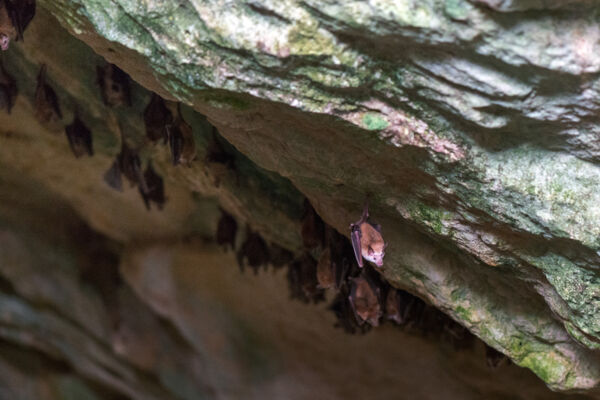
364, 245, 384, 267
0, 34, 9, 50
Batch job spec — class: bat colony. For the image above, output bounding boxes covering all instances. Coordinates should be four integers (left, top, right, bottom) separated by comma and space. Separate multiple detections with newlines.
223, 203, 506, 367
1, 1, 505, 367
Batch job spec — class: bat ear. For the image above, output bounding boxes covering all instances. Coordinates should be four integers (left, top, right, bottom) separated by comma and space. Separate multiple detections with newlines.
367, 246, 374, 255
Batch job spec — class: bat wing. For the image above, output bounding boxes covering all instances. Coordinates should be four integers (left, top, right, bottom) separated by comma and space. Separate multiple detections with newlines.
103, 160, 123, 191
370, 221, 382, 233
6, 0, 35, 40
350, 224, 363, 268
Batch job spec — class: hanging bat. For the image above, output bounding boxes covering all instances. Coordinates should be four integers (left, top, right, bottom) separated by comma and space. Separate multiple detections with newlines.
329, 287, 371, 335
216, 208, 237, 250
348, 269, 383, 326
143, 93, 172, 143
34, 64, 62, 124
236, 226, 269, 274
167, 104, 196, 166
350, 202, 386, 267
485, 345, 508, 368
268, 243, 293, 269
103, 159, 122, 191
301, 199, 324, 249
0, 59, 16, 113
117, 142, 146, 191
316, 247, 334, 289
65, 114, 93, 157
287, 253, 325, 304
138, 162, 165, 210
204, 127, 235, 187
0, 0, 35, 51
96, 63, 131, 107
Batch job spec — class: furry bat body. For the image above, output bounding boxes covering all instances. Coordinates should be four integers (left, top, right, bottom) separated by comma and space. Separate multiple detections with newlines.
0, 0, 35, 51
34, 64, 62, 124
65, 115, 93, 157
144, 93, 172, 143
0, 59, 16, 113
168, 106, 196, 166
350, 202, 385, 267
96, 63, 131, 107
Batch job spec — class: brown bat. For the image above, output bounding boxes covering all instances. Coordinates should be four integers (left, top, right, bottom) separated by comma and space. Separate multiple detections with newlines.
204, 127, 236, 187
144, 93, 172, 143
103, 159, 122, 192
0, 0, 35, 51
236, 226, 269, 274
0, 59, 16, 113
216, 208, 237, 250
268, 243, 293, 269
117, 142, 146, 190
329, 287, 371, 335
34, 64, 62, 124
167, 105, 196, 166
316, 247, 334, 289
96, 63, 131, 107
485, 345, 508, 368
65, 114, 93, 157
138, 162, 165, 210
287, 253, 325, 304
301, 199, 324, 249
348, 269, 383, 326
350, 202, 386, 267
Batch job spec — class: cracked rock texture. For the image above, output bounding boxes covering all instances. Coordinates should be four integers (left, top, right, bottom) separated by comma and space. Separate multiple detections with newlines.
2, 0, 600, 398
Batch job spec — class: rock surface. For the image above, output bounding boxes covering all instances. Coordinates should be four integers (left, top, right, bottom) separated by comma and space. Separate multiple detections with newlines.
1, 0, 600, 398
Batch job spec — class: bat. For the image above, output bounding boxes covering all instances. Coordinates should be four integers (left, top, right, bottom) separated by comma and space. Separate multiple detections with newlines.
216, 208, 237, 250
103, 159, 122, 191
287, 253, 325, 304
204, 127, 235, 187
65, 114, 93, 157
316, 247, 334, 289
0, 59, 16, 113
301, 199, 324, 249
167, 104, 196, 166
329, 287, 371, 335
117, 142, 146, 191
350, 202, 386, 267
348, 268, 383, 326
0, 0, 35, 51
236, 226, 269, 274
485, 345, 508, 368
34, 64, 62, 124
96, 63, 131, 107
268, 243, 293, 269
138, 162, 165, 210
144, 93, 172, 143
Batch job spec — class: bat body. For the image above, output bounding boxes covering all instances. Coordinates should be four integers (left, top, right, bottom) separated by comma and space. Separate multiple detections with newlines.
316, 247, 334, 289
0, 0, 35, 51
138, 163, 165, 210
287, 253, 324, 304
96, 63, 131, 107
485, 345, 508, 368
168, 108, 196, 166
34, 64, 62, 124
205, 128, 236, 187
268, 243, 293, 269
236, 227, 269, 274
144, 93, 172, 143
65, 115, 93, 157
0, 60, 16, 113
350, 202, 385, 267
216, 209, 237, 250
348, 271, 383, 326
117, 142, 145, 190
301, 199, 324, 249
103, 160, 123, 192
